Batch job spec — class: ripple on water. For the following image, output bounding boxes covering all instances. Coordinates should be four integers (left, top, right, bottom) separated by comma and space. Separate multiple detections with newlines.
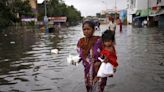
0, 26, 164, 92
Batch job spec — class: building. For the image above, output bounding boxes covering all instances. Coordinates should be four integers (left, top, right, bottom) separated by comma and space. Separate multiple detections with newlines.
100, 9, 116, 15
29, 0, 37, 11
99, 9, 120, 24
127, 0, 164, 26
127, 0, 149, 24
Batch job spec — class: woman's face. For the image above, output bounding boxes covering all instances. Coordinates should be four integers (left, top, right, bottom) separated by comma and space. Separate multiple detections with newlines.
82, 23, 94, 38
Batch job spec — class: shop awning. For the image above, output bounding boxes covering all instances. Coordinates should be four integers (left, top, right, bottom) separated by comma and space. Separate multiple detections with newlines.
136, 8, 152, 17
133, 16, 147, 21
136, 10, 141, 16
149, 9, 164, 16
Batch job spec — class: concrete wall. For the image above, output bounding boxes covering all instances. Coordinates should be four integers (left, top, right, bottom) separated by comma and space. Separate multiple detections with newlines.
127, 14, 133, 23
127, 0, 164, 13
126, 0, 164, 24
136, 0, 147, 9
157, 0, 164, 6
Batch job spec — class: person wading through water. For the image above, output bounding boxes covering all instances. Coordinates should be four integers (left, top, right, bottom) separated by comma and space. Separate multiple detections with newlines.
77, 21, 107, 92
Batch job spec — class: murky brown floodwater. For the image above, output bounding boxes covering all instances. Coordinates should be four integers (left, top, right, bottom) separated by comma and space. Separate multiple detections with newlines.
0, 25, 164, 92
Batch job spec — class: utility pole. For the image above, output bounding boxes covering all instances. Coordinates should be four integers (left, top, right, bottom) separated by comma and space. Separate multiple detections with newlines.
147, 0, 149, 25
102, 0, 108, 23
115, 0, 117, 21
44, 0, 49, 33
44, 0, 47, 17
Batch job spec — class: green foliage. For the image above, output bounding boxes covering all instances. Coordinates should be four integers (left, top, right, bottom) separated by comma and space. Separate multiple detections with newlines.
96, 13, 101, 18
66, 5, 81, 25
12, 0, 34, 19
0, 0, 82, 28
0, 0, 34, 28
37, 0, 82, 26
0, 0, 13, 28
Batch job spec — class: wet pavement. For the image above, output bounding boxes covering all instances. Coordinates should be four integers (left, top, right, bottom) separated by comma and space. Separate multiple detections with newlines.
0, 24, 164, 92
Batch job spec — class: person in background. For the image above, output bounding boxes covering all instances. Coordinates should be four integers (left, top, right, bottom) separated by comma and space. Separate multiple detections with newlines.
117, 17, 122, 32
77, 21, 107, 92
108, 16, 116, 44
108, 16, 116, 32
142, 19, 147, 27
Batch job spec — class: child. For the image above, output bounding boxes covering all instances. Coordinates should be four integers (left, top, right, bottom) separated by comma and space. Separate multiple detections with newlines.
94, 30, 118, 84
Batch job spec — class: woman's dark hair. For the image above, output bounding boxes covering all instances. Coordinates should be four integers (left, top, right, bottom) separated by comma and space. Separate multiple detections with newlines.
82, 20, 95, 30
102, 30, 114, 42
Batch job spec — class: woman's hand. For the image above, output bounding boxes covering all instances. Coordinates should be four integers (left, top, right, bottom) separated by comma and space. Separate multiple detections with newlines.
78, 58, 82, 63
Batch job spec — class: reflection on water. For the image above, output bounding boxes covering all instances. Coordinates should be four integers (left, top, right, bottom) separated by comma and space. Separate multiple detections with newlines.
112, 26, 164, 92
0, 26, 82, 92
0, 25, 164, 92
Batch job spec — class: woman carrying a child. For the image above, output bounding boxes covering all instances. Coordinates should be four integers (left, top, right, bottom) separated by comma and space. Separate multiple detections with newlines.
77, 21, 108, 92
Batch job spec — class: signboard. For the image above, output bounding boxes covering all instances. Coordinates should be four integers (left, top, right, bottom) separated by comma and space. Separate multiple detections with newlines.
21, 18, 37, 22
48, 16, 67, 22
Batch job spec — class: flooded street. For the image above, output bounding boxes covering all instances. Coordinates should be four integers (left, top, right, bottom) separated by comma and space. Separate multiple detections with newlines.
0, 24, 164, 92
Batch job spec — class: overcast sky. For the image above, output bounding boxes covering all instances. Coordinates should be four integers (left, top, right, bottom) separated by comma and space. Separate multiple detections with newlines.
38, 0, 127, 16
63, 0, 127, 16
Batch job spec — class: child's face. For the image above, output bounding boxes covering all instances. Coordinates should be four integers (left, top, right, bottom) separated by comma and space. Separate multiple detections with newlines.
104, 40, 113, 47
82, 23, 94, 38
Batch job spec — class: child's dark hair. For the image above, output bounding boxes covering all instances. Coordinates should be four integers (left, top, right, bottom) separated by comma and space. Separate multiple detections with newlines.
82, 20, 95, 30
102, 30, 114, 42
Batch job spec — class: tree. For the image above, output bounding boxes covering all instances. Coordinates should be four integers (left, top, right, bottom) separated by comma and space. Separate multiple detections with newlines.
0, 0, 34, 28
66, 5, 81, 25
37, 0, 82, 26
0, 0, 14, 28
10, 0, 34, 22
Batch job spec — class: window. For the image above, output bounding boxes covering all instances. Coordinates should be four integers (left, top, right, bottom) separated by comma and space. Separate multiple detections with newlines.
130, 0, 136, 8
157, 0, 161, 4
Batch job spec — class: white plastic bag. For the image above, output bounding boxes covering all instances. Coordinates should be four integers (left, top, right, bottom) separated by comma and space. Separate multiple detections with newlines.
97, 62, 114, 77
67, 54, 80, 66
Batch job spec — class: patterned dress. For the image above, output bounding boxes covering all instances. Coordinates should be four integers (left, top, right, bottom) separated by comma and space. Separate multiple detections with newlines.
77, 36, 107, 92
